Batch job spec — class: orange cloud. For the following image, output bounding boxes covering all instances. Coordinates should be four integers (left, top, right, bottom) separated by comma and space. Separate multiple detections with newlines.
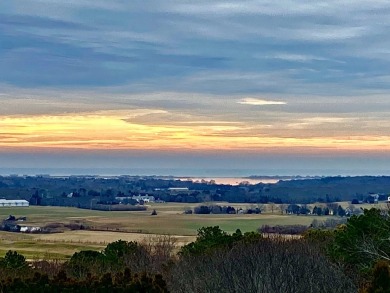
0, 111, 390, 152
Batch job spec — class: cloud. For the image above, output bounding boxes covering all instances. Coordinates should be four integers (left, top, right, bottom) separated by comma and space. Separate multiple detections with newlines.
1, 0, 390, 95
1, 0, 390, 155
238, 98, 287, 106
3, 0, 390, 175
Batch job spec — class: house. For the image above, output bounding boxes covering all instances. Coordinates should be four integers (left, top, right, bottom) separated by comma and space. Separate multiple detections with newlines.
0, 199, 29, 207
370, 194, 379, 204
131, 195, 155, 203
20, 226, 41, 233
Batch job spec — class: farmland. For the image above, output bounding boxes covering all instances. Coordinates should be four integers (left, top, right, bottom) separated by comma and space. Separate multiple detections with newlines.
0, 202, 386, 259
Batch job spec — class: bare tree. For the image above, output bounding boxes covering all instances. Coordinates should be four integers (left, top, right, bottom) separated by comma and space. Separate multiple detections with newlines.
257, 204, 265, 213
141, 235, 178, 273
279, 204, 288, 215
168, 238, 356, 293
269, 203, 277, 214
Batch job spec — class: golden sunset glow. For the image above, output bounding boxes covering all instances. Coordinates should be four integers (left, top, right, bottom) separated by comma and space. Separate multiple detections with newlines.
1, 111, 389, 152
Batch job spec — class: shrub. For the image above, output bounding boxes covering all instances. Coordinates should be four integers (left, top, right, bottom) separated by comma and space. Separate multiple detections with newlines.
259, 224, 308, 235
0, 250, 28, 271
193, 205, 210, 214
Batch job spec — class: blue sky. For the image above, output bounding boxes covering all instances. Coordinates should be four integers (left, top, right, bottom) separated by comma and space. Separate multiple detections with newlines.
1, 1, 390, 176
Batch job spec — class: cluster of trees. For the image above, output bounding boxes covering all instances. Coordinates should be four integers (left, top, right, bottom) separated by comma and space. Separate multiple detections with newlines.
0, 238, 172, 292
0, 225, 362, 292
188, 205, 262, 215
284, 203, 361, 216
259, 224, 308, 235
255, 208, 390, 291
310, 217, 348, 229
188, 203, 361, 217
172, 228, 355, 293
304, 208, 390, 292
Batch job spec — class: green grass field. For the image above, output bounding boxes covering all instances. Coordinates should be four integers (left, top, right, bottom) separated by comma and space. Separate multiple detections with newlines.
0, 201, 386, 259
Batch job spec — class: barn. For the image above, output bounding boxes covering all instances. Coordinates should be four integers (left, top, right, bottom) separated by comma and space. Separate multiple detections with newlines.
0, 199, 29, 207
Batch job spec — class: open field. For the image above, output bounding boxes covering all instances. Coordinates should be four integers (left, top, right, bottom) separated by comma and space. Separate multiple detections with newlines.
0, 201, 386, 259
0, 232, 104, 260
0, 203, 341, 234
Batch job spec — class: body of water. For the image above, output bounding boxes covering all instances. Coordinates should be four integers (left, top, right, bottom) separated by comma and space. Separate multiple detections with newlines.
177, 177, 279, 185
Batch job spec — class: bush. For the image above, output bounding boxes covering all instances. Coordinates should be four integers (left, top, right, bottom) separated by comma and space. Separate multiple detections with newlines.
311, 218, 347, 229
179, 226, 261, 256
66, 250, 105, 278
259, 224, 309, 235
193, 206, 210, 214
0, 250, 28, 271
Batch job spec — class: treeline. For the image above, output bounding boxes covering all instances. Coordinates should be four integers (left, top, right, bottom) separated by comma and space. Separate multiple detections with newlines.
284, 202, 360, 216
1, 176, 390, 207
259, 218, 348, 235
186, 205, 261, 215
188, 202, 362, 217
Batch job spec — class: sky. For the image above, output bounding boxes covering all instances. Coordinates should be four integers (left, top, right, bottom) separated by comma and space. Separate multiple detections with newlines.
1, 1, 390, 176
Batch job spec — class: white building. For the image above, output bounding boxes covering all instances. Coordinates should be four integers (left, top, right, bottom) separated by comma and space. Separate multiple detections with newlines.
132, 195, 155, 203
0, 199, 29, 207
370, 194, 379, 203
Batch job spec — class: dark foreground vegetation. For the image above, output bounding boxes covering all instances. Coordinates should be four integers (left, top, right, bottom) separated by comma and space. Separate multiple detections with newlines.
1, 208, 389, 292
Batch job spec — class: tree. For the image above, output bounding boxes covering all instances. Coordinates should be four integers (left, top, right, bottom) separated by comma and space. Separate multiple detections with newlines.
209, 205, 222, 214
103, 240, 140, 263
330, 208, 390, 272
256, 204, 265, 213
269, 203, 277, 213
324, 207, 330, 215
312, 206, 323, 216
226, 206, 236, 214
327, 203, 339, 215
337, 205, 346, 217
287, 204, 300, 215
194, 205, 210, 214
66, 250, 104, 278
180, 226, 246, 256
279, 203, 288, 214
363, 260, 390, 293
299, 204, 310, 215
0, 250, 28, 271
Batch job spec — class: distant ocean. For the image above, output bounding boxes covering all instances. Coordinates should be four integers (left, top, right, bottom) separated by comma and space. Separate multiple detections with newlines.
0, 167, 283, 178
0, 167, 387, 178
177, 177, 279, 185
